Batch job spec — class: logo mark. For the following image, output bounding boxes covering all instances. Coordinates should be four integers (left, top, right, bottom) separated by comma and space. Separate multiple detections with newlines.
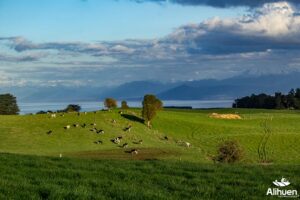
267, 177, 298, 198
273, 178, 291, 187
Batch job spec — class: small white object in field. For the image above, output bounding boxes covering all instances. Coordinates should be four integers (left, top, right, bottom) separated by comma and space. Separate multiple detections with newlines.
59, 153, 62, 158
64, 125, 71, 130
185, 142, 191, 148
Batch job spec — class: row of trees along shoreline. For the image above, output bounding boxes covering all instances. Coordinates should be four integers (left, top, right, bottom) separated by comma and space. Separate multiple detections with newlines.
0, 94, 163, 128
233, 88, 300, 109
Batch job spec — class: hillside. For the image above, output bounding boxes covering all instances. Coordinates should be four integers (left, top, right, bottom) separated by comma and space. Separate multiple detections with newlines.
0, 108, 299, 164
0, 108, 300, 199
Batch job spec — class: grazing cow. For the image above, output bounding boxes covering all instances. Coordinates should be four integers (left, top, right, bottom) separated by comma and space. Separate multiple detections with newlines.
122, 143, 128, 148
50, 114, 56, 118
73, 124, 79, 128
60, 114, 65, 117
123, 125, 132, 132
94, 140, 103, 144
164, 136, 168, 140
84, 112, 87, 115
112, 138, 121, 144
46, 130, 52, 135
64, 125, 71, 130
81, 123, 87, 128
91, 123, 97, 126
133, 140, 143, 144
130, 149, 139, 155
77, 112, 81, 116
97, 130, 104, 134
137, 140, 143, 144
90, 128, 97, 132
119, 111, 123, 114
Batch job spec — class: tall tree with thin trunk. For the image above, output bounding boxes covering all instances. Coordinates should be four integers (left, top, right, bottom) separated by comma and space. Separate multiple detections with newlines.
0, 93, 19, 115
142, 94, 162, 128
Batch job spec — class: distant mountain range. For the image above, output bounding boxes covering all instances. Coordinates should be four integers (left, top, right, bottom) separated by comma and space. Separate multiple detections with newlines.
1, 72, 299, 102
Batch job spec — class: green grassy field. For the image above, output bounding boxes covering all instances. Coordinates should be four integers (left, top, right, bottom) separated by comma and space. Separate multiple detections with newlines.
0, 153, 299, 200
0, 108, 299, 199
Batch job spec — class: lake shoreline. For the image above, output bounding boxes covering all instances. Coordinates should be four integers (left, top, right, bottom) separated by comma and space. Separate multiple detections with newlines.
18, 100, 234, 114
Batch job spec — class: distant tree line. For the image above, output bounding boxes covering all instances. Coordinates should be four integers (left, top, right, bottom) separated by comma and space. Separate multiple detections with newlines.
233, 88, 300, 109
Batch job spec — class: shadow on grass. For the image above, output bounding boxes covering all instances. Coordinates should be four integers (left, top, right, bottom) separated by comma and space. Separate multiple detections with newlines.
121, 114, 145, 124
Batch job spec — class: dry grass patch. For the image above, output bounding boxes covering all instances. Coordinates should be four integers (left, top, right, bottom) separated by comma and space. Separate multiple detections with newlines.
209, 113, 242, 120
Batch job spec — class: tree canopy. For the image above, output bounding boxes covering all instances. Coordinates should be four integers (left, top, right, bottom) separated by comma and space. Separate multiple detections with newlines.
104, 98, 117, 109
64, 104, 81, 112
121, 100, 129, 109
0, 93, 20, 115
142, 94, 163, 127
233, 88, 300, 109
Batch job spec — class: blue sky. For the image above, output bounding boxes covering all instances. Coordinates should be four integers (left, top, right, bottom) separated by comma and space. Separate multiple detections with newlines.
1, 0, 300, 88
0, 0, 244, 42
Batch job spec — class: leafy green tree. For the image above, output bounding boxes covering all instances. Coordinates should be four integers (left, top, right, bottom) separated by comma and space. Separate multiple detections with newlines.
0, 93, 20, 115
64, 104, 81, 112
104, 98, 117, 109
121, 100, 129, 109
142, 94, 163, 128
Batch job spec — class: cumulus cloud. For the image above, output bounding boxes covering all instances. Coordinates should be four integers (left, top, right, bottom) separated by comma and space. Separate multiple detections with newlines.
165, 2, 300, 54
2, 2, 300, 87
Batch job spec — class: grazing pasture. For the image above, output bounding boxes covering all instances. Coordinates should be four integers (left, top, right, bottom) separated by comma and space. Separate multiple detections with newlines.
0, 108, 299, 199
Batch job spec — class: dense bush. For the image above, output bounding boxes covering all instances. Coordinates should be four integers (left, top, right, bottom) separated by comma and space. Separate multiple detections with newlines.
214, 140, 243, 163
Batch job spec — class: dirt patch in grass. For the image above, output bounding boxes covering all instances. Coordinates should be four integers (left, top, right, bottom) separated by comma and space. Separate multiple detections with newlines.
67, 148, 180, 160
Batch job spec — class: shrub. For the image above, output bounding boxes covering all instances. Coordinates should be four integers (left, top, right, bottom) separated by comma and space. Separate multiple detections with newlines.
214, 140, 243, 163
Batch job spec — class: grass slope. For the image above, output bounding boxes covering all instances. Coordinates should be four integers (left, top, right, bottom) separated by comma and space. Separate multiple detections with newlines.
0, 153, 299, 199
0, 108, 299, 163
0, 108, 299, 199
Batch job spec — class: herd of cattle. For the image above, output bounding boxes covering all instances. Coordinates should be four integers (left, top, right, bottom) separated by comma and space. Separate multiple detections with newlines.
46, 111, 191, 157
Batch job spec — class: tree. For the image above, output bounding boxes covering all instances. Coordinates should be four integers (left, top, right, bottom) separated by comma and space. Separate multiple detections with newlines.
104, 98, 117, 109
0, 93, 20, 115
142, 94, 163, 128
64, 104, 81, 112
121, 100, 129, 109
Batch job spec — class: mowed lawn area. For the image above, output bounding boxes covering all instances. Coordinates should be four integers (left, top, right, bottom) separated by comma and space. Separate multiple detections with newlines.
0, 108, 299, 199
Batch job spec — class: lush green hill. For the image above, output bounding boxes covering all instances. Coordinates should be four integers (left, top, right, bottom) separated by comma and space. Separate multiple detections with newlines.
0, 153, 299, 199
0, 108, 300, 199
0, 108, 299, 164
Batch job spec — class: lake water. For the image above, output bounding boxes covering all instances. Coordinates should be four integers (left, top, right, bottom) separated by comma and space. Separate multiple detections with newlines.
19, 100, 233, 114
